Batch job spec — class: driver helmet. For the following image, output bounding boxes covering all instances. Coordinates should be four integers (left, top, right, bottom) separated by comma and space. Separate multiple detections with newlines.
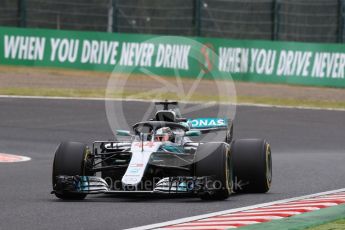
155, 127, 174, 142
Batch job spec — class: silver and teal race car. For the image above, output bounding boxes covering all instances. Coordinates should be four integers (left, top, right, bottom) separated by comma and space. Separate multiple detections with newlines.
52, 101, 272, 200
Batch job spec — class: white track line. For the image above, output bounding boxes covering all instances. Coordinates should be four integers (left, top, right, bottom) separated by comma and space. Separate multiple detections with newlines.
0, 95, 344, 112
125, 188, 345, 230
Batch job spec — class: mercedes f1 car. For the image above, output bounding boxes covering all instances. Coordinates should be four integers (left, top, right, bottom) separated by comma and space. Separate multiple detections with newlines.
52, 101, 272, 200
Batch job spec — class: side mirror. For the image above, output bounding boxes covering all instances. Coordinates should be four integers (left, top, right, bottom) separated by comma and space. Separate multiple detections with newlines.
185, 130, 201, 137
116, 130, 131, 137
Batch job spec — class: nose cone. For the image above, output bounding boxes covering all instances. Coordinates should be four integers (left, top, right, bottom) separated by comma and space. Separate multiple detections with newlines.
122, 175, 141, 189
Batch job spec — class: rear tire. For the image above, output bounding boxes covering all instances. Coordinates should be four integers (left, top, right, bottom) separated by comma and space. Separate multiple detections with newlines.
52, 142, 93, 200
231, 139, 272, 193
194, 142, 232, 200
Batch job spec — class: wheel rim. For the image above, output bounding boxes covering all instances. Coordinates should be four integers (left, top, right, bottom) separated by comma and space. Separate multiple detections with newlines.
225, 151, 232, 192
266, 144, 272, 187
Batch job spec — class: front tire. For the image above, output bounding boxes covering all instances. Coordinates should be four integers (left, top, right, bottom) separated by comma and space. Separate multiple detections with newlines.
52, 142, 93, 200
194, 142, 232, 200
231, 139, 272, 193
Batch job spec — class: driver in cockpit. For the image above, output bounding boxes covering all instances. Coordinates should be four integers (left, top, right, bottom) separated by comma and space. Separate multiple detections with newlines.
155, 127, 184, 153
155, 127, 175, 142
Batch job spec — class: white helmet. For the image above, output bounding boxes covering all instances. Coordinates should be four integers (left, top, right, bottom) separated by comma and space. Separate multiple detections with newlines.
155, 127, 174, 142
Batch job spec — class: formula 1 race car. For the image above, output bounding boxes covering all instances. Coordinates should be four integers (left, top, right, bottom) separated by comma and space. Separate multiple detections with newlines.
52, 101, 272, 200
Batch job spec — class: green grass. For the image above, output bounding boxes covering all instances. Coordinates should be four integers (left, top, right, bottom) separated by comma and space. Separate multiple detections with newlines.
1, 65, 345, 109
306, 218, 345, 230
0, 87, 344, 109
237, 96, 345, 109
0, 88, 106, 98
0, 88, 232, 101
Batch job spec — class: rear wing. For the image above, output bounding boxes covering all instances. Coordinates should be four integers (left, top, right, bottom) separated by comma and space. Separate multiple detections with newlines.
187, 118, 230, 133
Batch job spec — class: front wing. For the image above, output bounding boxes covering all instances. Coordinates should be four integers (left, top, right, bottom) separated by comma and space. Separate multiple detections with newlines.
52, 175, 217, 196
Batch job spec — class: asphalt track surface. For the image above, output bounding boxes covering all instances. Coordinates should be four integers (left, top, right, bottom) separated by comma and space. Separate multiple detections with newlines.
0, 98, 345, 230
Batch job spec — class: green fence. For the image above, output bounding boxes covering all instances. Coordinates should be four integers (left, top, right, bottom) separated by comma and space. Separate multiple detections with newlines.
2, 0, 345, 43
1, 26, 345, 88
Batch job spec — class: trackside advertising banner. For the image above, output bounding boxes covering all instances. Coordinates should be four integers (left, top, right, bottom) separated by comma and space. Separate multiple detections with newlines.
1, 26, 345, 87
